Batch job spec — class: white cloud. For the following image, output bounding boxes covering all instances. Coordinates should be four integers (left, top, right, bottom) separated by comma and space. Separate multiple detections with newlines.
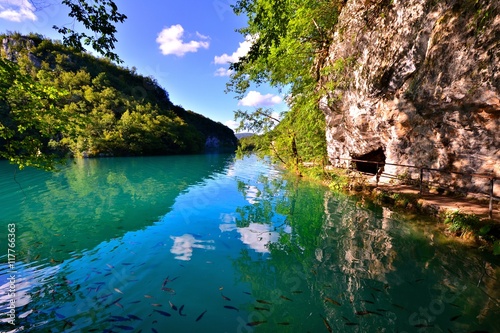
270, 111, 281, 121
214, 35, 254, 64
238, 91, 282, 107
214, 67, 234, 77
224, 120, 239, 130
0, 0, 37, 22
195, 31, 209, 40
156, 24, 210, 57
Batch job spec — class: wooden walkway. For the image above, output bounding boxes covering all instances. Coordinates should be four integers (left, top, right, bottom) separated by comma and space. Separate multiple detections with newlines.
376, 184, 500, 222
328, 157, 499, 221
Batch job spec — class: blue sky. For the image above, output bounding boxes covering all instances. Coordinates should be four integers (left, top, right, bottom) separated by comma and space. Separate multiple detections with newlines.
0, 0, 287, 131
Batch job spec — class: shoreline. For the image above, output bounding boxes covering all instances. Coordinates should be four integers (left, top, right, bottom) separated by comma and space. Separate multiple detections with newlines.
301, 166, 500, 255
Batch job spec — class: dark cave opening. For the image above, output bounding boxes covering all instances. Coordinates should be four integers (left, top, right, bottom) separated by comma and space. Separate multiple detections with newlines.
352, 147, 386, 175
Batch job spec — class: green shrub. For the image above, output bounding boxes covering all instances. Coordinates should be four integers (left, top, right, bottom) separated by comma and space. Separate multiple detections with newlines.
444, 210, 480, 234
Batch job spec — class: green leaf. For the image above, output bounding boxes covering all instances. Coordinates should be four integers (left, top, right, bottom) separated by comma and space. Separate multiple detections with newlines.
479, 224, 491, 236
494, 240, 500, 256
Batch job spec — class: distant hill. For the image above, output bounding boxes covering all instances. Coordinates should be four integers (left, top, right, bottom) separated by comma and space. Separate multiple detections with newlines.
235, 133, 254, 139
0, 32, 237, 160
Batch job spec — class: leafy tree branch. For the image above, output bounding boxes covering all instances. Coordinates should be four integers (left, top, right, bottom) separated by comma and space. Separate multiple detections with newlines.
54, 0, 127, 63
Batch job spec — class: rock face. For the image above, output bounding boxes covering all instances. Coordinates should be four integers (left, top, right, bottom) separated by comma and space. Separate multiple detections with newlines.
2, 37, 41, 68
320, 0, 499, 193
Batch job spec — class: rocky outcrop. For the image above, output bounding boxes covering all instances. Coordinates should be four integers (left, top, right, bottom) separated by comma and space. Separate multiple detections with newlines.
320, 0, 499, 194
2, 36, 41, 68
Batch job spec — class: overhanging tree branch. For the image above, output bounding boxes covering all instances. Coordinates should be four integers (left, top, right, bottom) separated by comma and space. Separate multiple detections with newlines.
54, 0, 127, 63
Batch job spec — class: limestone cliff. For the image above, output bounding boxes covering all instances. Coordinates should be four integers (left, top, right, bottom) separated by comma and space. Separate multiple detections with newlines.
320, 0, 499, 193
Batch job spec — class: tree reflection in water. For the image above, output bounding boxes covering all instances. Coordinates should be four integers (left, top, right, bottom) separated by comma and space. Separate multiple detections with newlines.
229, 169, 499, 332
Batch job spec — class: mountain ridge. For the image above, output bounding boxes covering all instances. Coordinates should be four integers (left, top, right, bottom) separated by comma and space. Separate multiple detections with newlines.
0, 32, 237, 165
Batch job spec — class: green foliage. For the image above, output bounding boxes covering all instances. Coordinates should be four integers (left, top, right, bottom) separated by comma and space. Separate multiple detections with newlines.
455, 0, 497, 34
0, 58, 70, 170
326, 168, 350, 191
236, 134, 269, 158
1, 33, 236, 169
442, 210, 500, 254
494, 240, 500, 255
444, 210, 480, 234
54, 0, 127, 63
234, 108, 279, 134
228, 0, 343, 170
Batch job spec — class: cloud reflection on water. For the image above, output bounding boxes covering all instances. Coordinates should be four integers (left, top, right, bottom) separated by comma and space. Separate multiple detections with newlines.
169, 234, 215, 261
219, 213, 288, 253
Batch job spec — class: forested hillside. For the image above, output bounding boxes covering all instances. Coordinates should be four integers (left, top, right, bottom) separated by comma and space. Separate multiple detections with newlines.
0, 32, 237, 169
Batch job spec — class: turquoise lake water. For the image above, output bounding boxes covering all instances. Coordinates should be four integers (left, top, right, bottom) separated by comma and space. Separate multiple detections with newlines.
0, 154, 499, 332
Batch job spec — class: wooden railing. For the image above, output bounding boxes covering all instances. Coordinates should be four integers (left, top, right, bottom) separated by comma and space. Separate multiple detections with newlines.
332, 157, 498, 219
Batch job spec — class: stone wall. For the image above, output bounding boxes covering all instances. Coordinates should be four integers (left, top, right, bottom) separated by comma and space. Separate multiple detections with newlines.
320, 0, 499, 194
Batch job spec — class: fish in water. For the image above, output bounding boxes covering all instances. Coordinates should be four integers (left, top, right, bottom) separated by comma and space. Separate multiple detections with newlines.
362, 299, 374, 304
151, 303, 162, 307
392, 303, 406, 310
114, 288, 124, 294
55, 312, 65, 319
144, 295, 153, 298
345, 322, 359, 326
154, 310, 171, 317
127, 314, 142, 321
324, 297, 341, 306
112, 297, 123, 306
179, 305, 186, 316
320, 315, 333, 333
247, 321, 267, 327
277, 322, 290, 326
114, 325, 134, 330
162, 287, 176, 294
224, 305, 239, 312
169, 301, 178, 311
291, 290, 303, 294
254, 307, 270, 311
195, 310, 207, 322
221, 293, 231, 301
355, 310, 372, 316
151, 328, 159, 333
280, 295, 293, 301
256, 299, 272, 305
450, 314, 461, 321
62, 320, 74, 329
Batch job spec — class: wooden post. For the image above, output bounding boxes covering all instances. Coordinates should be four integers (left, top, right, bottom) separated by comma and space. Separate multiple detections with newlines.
489, 178, 494, 220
